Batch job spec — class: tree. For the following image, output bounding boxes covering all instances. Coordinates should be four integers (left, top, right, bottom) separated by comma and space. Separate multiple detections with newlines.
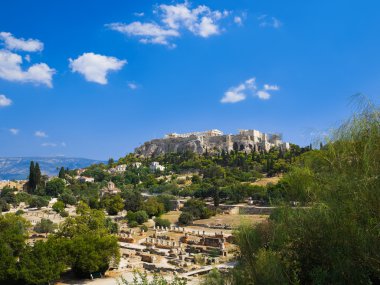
34, 218, 56, 235
127, 210, 148, 225
45, 178, 65, 197
28, 161, 36, 193
102, 195, 124, 215
154, 218, 170, 228
34, 163, 41, 188
52, 201, 65, 213
178, 212, 193, 225
124, 190, 143, 212
20, 239, 66, 285
28, 196, 48, 209
58, 167, 66, 179
142, 197, 165, 217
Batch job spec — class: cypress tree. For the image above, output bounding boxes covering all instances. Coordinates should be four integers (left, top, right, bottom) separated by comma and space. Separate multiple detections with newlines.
29, 161, 35, 192
58, 167, 65, 179
35, 163, 41, 187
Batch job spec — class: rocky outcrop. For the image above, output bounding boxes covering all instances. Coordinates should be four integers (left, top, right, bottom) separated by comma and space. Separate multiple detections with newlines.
134, 134, 267, 157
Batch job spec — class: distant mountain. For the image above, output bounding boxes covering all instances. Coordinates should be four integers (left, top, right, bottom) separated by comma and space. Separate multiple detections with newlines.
0, 157, 104, 180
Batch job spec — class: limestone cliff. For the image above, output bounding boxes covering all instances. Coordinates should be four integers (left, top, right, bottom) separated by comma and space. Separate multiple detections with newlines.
134, 134, 271, 157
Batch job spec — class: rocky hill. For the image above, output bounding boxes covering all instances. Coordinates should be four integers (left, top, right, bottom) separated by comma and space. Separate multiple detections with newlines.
135, 132, 289, 157
0, 157, 103, 180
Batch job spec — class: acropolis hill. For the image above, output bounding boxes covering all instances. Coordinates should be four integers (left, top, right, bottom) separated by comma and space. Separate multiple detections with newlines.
134, 129, 290, 157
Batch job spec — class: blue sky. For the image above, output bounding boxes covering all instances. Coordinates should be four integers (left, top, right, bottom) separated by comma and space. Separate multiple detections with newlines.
0, 0, 379, 160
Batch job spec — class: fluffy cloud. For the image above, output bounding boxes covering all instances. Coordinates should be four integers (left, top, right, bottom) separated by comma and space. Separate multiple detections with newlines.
106, 22, 179, 46
258, 15, 282, 29
9, 128, 19, 135
264, 84, 280, 91
0, 94, 12, 107
35, 131, 47, 138
107, 2, 230, 47
0, 32, 43, 52
0, 50, 55, 87
128, 82, 138, 90
221, 78, 257, 103
234, 16, 243, 26
221, 77, 279, 103
69, 52, 127, 84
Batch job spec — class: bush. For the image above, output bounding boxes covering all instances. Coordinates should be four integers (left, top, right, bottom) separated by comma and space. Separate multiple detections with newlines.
154, 218, 171, 228
140, 224, 148, 232
127, 210, 148, 225
129, 221, 139, 228
60, 210, 69, 217
52, 201, 65, 213
178, 212, 193, 225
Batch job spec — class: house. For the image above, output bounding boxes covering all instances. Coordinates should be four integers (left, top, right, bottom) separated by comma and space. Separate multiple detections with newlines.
78, 176, 95, 183
150, 162, 165, 172
115, 164, 127, 172
108, 164, 127, 174
131, 162, 142, 168
101, 181, 121, 196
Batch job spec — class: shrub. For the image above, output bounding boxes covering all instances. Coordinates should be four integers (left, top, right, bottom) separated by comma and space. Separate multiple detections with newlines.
154, 218, 171, 228
129, 221, 138, 228
178, 212, 193, 225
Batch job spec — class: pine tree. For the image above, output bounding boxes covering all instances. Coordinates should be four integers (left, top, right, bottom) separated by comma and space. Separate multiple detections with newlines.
58, 167, 65, 179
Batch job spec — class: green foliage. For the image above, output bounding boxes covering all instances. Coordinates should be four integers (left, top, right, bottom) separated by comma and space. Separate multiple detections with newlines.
154, 217, 171, 228
178, 211, 193, 225
123, 190, 143, 212
52, 200, 65, 213
127, 210, 149, 225
45, 178, 66, 197
34, 218, 57, 234
181, 198, 214, 220
142, 197, 165, 217
119, 271, 187, 285
28, 196, 49, 209
102, 194, 124, 215
19, 239, 66, 285
231, 103, 380, 284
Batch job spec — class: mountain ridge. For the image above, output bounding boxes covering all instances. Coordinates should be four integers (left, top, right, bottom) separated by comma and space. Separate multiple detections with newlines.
0, 157, 104, 180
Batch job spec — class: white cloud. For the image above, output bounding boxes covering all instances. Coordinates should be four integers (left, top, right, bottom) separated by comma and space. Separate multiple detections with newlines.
35, 131, 47, 138
221, 77, 279, 103
256, 90, 271, 100
0, 94, 12, 107
264, 84, 280, 91
0, 50, 55, 87
258, 15, 282, 29
69, 52, 127, 84
0, 32, 44, 52
159, 3, 224, 38
134, 12, 145, 17
234, 16, 243, 25
107, 22, 179, 46
107, 2, 230, 47
128, 82, 138, 90
41, 142, 57, 147
9, 128, 19, 135
221, 77, 257, 103
41, 141, 66, 147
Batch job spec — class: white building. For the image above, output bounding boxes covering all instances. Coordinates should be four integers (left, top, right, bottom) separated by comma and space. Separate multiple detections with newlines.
150, 162, 165, 172
131, 162, 142, 168
78, 176, 95, 183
